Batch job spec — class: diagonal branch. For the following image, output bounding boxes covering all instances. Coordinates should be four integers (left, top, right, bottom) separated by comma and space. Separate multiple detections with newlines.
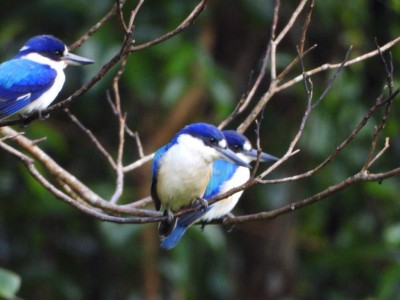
277, 36, 400, 92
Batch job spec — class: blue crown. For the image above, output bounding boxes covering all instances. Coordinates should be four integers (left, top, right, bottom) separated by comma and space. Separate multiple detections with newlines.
176, 123, 225, 143
16, 35, 65, 59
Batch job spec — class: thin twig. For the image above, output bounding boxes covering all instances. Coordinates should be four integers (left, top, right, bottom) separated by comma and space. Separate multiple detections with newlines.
219, 43, 271, 129
65, 108, 117, 169
110, 113, 126, 204
298, 0, 314, 55
135, 132, 145, 158
259, 88, 400, 184
363, 44, 396, 170
128, 0, 207, 52
311, 46, 353, 109
276, 36, 400, 92
276, 43, 317, 82
123, 153, 154, 173
270, 0, 281, 80
69, 2, 122, 50
116, 0, 128, 33
121, 196, 153, 208
366, 137, 390, 168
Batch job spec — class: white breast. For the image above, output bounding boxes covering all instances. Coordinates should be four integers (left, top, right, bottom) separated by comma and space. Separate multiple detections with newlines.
156, 135, 216, 211
201, 166, 250, 221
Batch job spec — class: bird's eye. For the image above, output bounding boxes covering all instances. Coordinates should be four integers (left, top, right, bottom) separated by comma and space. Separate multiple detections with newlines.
55, 50, 63, 57
233, 144, 240, 150
209, 137, 217, 144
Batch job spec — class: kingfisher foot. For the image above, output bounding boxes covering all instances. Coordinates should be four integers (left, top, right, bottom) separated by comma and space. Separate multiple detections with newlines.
223, 213, 235, 232
38, 110, 50, 120
194, 197, 208, 211
158, 209, 176, 237
18, 114, 30, 128
200, 221, 207, 231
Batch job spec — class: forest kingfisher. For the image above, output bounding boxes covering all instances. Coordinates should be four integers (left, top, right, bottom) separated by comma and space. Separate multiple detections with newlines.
160, 130, 278, 250
151, 123, 251, 237
0, 35, 94, 120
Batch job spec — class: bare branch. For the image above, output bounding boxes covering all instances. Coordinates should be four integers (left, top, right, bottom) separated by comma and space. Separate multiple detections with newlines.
219, 43, 271, 129
128, 0, 208, 52
277, 36, 400, 92
271, 0, 308, 79
366, 137, 390, 169
110, 113, 126, 204
311, 46, 352, 109
223, 172, 364, 225
269, 0, 281, 80
275, 0, 309, 45
298, 0, 314, 55
116, 0, 128, 33
123, 153, 154, 173
65, 109, 117, 169
259, 87, 400, 184
69, 2, 122, 50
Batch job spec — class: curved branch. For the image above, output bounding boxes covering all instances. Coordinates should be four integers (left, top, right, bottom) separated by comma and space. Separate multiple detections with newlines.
222, 167, 400, 225
276, 36, 400, 92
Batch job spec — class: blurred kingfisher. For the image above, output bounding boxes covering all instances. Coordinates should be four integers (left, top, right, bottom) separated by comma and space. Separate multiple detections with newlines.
0, 35, 94, 120
160, 130, 278, 250
151, 123, 251, 237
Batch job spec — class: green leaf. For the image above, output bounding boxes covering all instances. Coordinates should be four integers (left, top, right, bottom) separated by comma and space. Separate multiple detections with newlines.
0, 267, 21, 300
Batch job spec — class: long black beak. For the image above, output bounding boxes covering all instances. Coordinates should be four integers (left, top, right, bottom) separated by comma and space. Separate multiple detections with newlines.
63, 52, 94, 66
243, 149, 279, 162
216, 147, 252, 168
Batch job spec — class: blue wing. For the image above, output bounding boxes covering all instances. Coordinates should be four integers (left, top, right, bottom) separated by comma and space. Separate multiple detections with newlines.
203, 160, 237, 199
160, 160, 237, 249
0, 59, 57, 118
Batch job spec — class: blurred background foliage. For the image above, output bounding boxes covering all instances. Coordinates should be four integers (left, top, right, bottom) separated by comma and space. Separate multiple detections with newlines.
0, 0, 400, 299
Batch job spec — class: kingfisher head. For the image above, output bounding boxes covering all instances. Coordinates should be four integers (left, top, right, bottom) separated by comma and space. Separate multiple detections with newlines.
16, 35, 94, 67
222, 130, 278, 164
173, 123, 251, 168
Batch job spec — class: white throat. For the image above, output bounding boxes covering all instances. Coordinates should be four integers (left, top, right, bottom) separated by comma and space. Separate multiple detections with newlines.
17, 53, 67, 114
177, 134, 222, 163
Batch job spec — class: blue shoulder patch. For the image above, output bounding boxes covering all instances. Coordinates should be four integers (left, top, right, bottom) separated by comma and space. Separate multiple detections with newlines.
151, 144, 168, 179
203, 159, 238, 199
151, 143, 174, 211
